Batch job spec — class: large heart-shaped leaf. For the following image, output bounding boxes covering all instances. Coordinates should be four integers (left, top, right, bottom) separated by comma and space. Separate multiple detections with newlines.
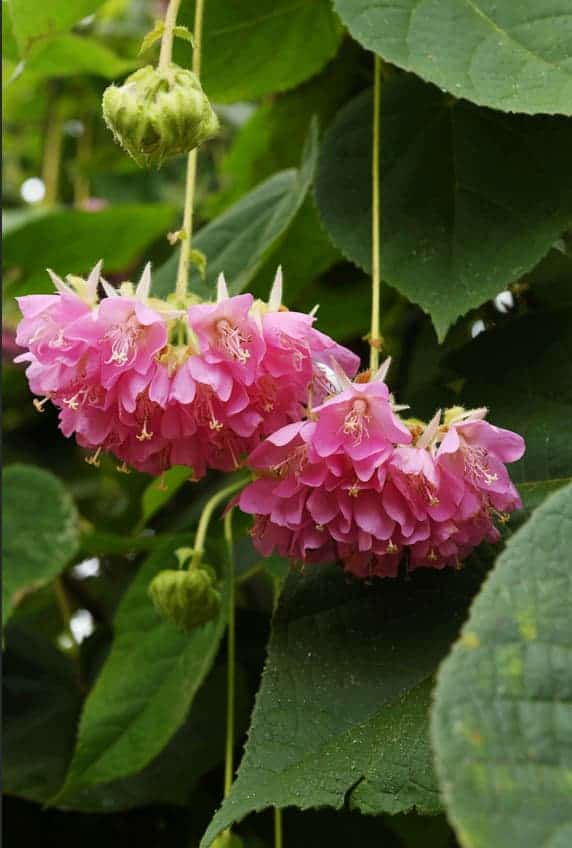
315, 76, 572, 338
334, 0, 572, 115
7, 0, 106, 53
201, 557, 493, 846
54, 537, 230, 797
432, 482, 572, 848
2, 465, 80, 623
177, 0, 342, 103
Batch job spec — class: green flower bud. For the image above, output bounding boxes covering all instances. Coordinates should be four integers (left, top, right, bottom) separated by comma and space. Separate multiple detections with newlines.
149, 566, 221, 632
102, 64, 219, 168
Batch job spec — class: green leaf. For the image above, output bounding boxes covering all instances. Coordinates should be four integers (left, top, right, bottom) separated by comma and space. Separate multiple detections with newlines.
247, 197, 341, 304
2, 465, 80, 623
139, 19, 165, 54
177, 0, 342, 103
3, 623, 247, 812
2, 6, 20, 61
209, 42, 363, 215
3, 624, 82, 803
153, 121, 317, 299
54, 537, 230, 797
7, 0, 106, 53
517, 479, 572, 523
173, 25, 194, 46
3, 204, 176, 297
315, 76, 572, 338
449, 308, 572, 483
78, 528, 191, 558
201, 558, 492, 846
431, 482, 572, 848
62, 664, 250, 813
334, 0, 572, 115
20, 33, 136, 80
139, 465, 191, 528
291, 264, 371, 342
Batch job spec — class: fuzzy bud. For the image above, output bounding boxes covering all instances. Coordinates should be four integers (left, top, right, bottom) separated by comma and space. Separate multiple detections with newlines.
102, 64, 219, 168
149, 565, 221, 632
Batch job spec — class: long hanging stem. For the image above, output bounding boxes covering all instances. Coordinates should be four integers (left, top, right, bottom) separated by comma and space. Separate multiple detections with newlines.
175, 0, 206, 302
158, 0, 183, 71
273, 576, 284, 848
274, 808, 283, 848
42, 95, 64, 208
223, 508, 236, 800
369, 55, 382, 373
73, 117, 92, 209
189, 476, 248, 570
54, 575, 79, 658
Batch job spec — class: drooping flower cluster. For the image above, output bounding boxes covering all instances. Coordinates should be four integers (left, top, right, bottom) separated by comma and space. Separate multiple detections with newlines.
15, 263, 359, 479
239, 364, 525, 577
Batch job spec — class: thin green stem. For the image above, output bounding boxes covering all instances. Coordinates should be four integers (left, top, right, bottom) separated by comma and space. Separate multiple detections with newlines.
274, 808, 283, 848
175, 0, 206, 302
73, 117, 92, 209
224, 508, 236, 800
189, 477, 248, 570
272, 576, 284, 848
54, 576, 79, 657
369, 54, 382, 373
42, 96, 63, 208
158, 0, 182, 71
175, 148, 197, 301
235, 563, 263, 585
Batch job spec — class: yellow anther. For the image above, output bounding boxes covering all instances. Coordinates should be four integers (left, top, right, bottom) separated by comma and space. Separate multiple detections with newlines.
85, 447, 103, 467
33, 396, 51, 413
136, 418, 153, 442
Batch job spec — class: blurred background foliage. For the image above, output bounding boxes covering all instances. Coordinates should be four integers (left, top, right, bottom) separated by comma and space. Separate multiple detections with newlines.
2, 0, 571, 846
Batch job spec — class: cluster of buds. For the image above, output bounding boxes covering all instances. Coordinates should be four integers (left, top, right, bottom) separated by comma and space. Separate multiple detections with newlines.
14, 264, 359, 480
238, 365, 525, 577
102, 64, 219, 167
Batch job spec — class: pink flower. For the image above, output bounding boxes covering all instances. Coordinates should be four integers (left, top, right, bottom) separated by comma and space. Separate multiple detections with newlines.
436, 408, 524, 513
239, 390, 526, 579
16, 263, 360, 480
188, 275, 265, 386
312, 372, 411, 462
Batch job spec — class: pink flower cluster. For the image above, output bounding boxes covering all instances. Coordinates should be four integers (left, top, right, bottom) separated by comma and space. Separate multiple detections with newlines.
239, 367, 525, 577
15, 263, 359, 479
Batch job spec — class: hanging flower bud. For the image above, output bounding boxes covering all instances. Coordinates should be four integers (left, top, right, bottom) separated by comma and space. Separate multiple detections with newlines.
148, 565, 221, 632
102, 64, 219, 168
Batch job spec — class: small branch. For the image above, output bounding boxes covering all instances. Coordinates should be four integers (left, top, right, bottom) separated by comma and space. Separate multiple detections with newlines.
42, 94, 64, 208
223, 508, 236, 800
189, 476, 249, 571
174, 0, 206, 302
158, 0, 182, 71
73, 117, 92, 209
369, 55, 382, 372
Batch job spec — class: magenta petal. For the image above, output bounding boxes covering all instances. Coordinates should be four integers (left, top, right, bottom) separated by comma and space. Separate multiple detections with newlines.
307, 489, 338, 525
239, 479, 277, 515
